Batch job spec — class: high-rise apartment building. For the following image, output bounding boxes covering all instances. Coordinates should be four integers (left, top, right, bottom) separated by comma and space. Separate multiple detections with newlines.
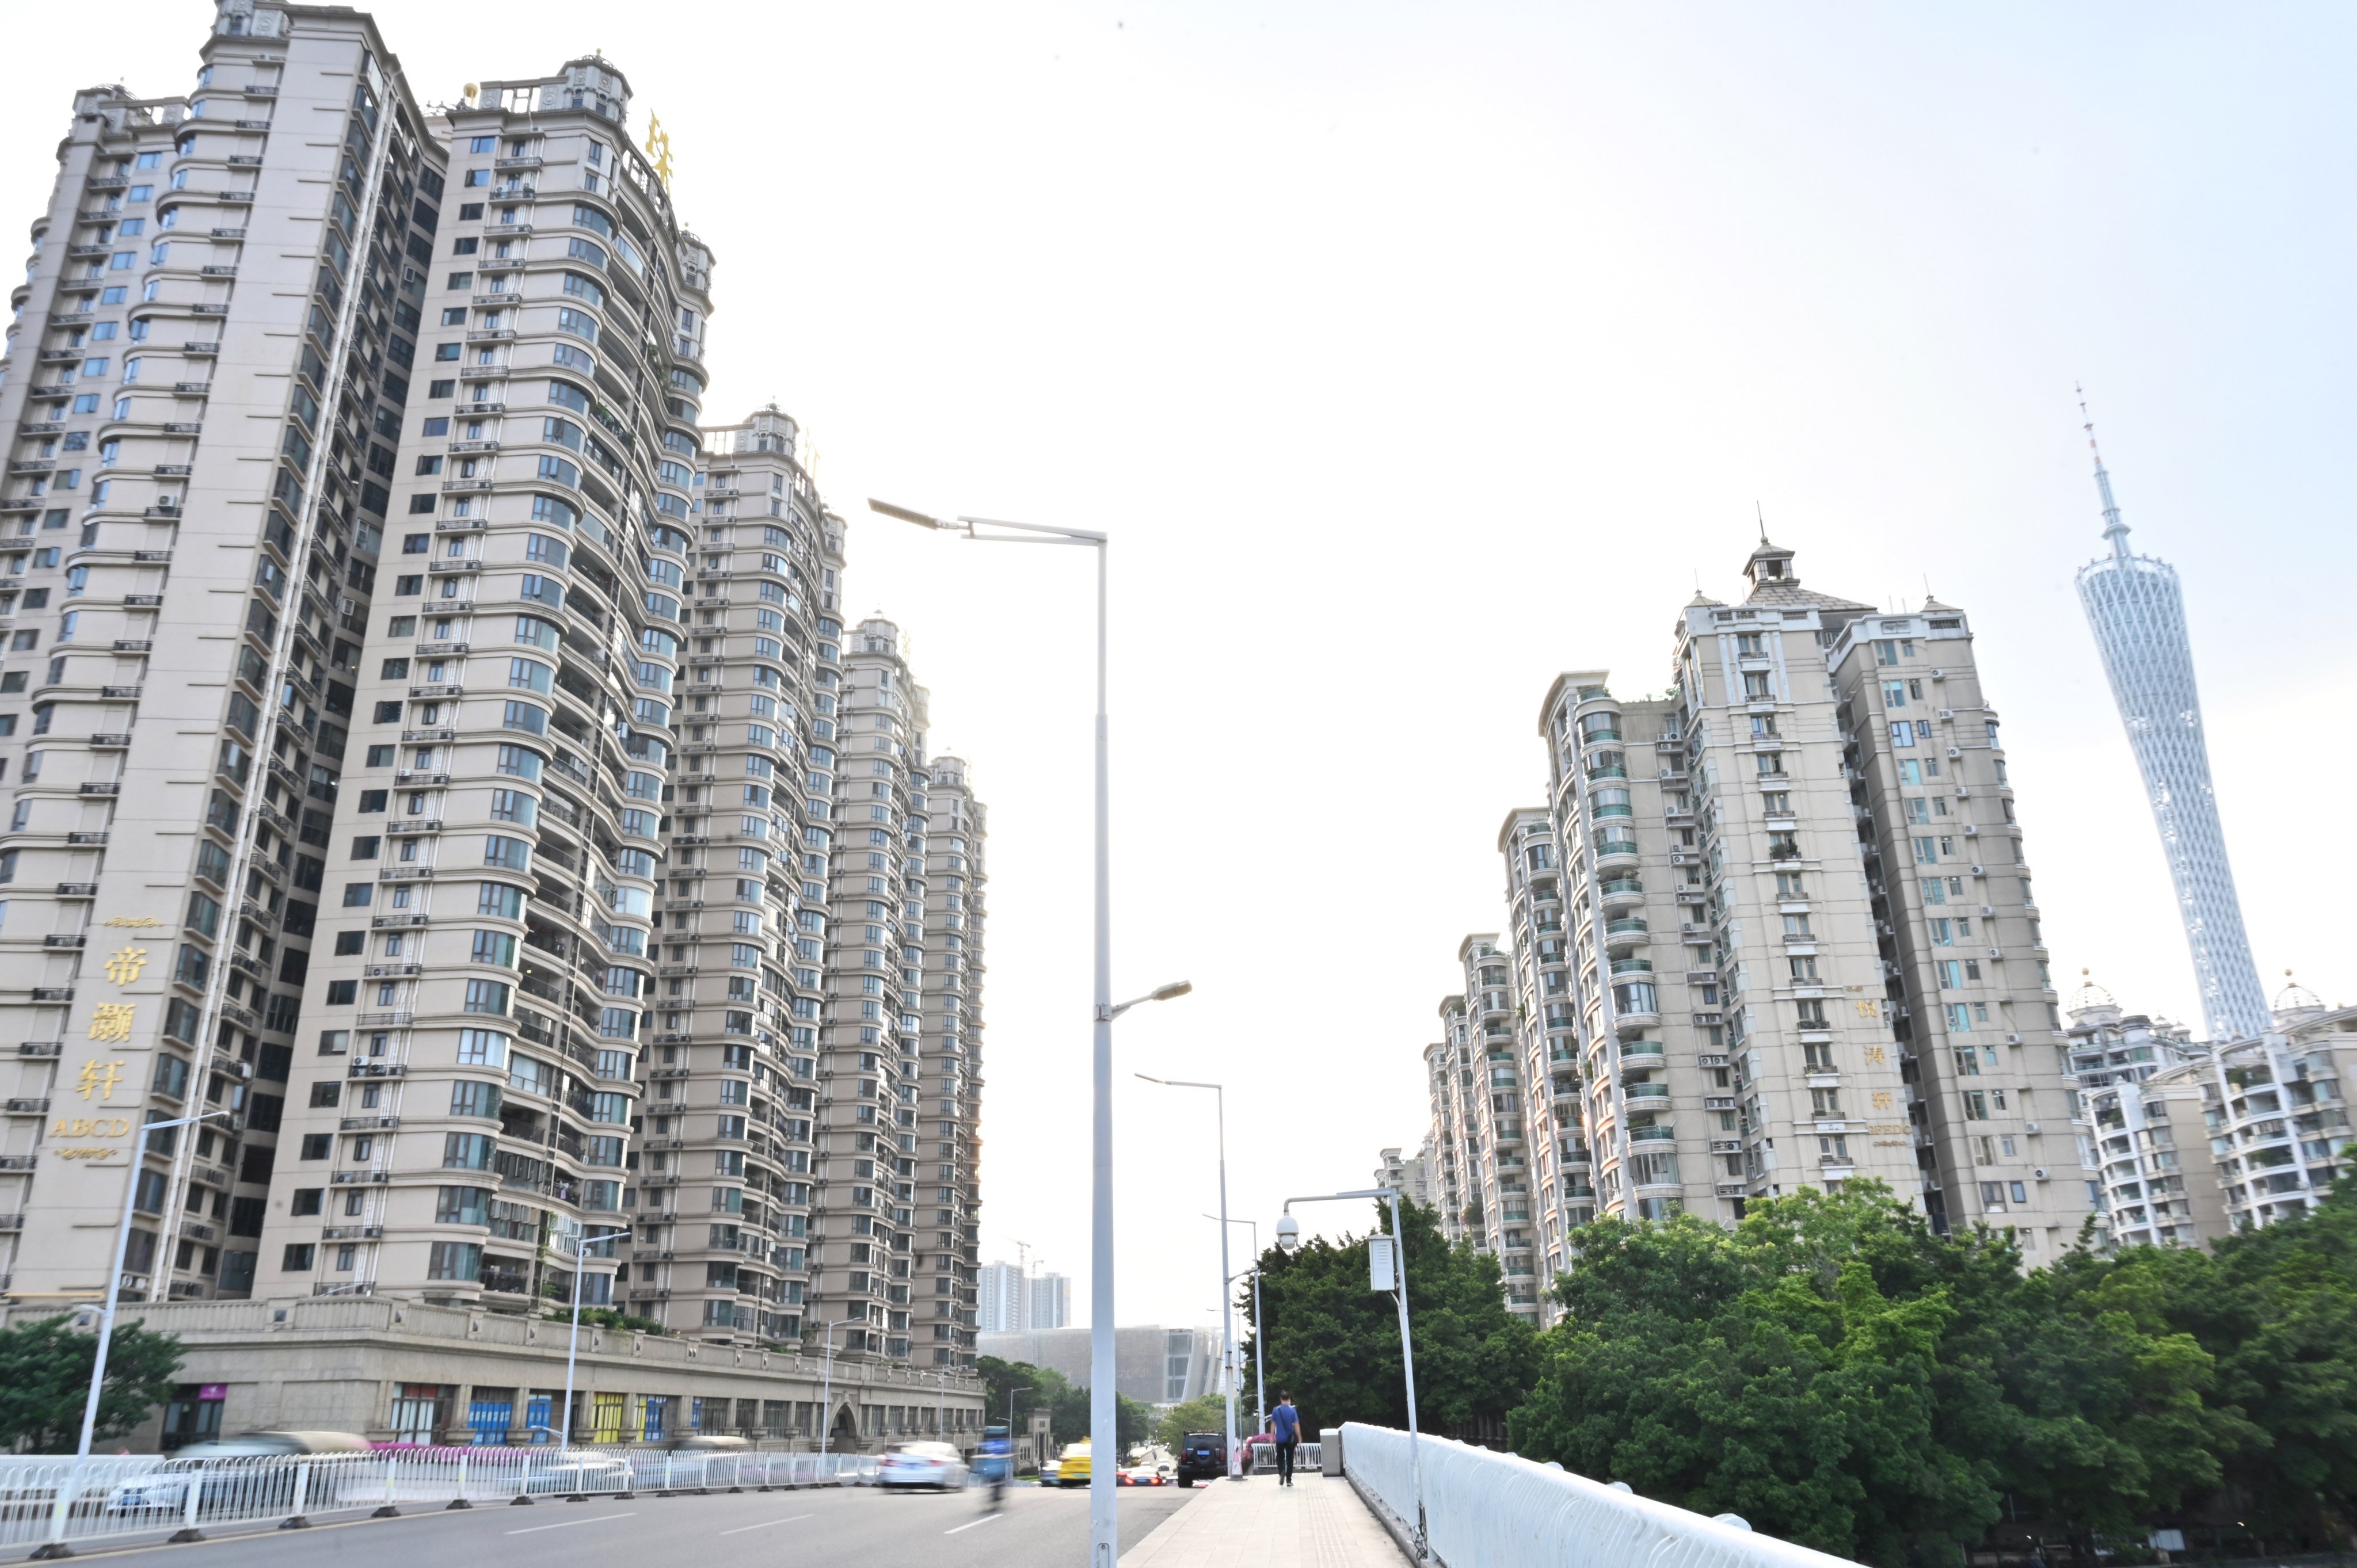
977, 1258, 1022, 1333
1424, 540, 2094, 1287
1372, 1143, 1431, 1210
2075, 980, 2355, 1250
0, 2, 988, 1417
1, 2, 445, 1305
1027, 1270, 1068, 1331
2073, 417, 2269, 1041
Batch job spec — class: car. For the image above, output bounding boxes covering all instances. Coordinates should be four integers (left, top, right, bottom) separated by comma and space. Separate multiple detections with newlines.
1054, 1441, 1092, 1488
1038, 1458, 1061, 1485
521, 1449, 634, 1495
878, 1441, 969, 1491
1175, 1430, 1225, 1488
1118, 1466, 1168, 1487
106, 1432, 372, 1514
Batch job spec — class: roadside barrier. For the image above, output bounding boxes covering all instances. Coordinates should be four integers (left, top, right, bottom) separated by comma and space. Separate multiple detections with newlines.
1339, 1424, 1860, 1568
0, 1447, 882, 1553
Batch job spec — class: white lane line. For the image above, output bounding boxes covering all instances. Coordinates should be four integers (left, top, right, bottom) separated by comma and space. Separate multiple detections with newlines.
718, 1514, 813, 1536
507, 1511, 637, 1535
944, 1512, 1004, 1535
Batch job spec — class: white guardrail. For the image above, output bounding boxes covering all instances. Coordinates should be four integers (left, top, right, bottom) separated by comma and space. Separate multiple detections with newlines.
1339, 1424, 1860, 1568
0, 1447, 881, 1552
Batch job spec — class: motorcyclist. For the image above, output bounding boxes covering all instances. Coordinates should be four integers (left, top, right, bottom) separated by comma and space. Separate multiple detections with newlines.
978, 1424, 1015, 1506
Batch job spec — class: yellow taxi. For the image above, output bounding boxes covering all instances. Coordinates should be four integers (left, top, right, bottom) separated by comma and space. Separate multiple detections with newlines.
1056, 1441, 1092, 1487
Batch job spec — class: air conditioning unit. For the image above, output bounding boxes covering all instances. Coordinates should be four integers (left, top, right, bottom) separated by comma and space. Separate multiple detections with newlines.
1979, 905, 1996, 916
1937, 708, 1955, 719
1968, 864, 1985, 876
1929, 669, 1945, 680
2005, 1033, 2023, 1046
2024, 1121, 2040, 1134
2032, 1167, 2049, 1181
1946, 746, 1963, 758
1962, 824, 1979, 836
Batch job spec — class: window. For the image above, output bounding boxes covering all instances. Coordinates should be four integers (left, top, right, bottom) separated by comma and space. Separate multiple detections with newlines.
458, 1028, 507, 1065
463, 979, 511, 1014
449, 1080, 501, 1119
281, 1244, 316, 1271
428, 1242, 482, 1281
470, 929, 516, 967
483, 835, 530, 870
500, 700, 546, 735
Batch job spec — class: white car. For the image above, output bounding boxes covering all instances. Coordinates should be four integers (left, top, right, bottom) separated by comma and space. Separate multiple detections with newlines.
878, 1441, 969, 1491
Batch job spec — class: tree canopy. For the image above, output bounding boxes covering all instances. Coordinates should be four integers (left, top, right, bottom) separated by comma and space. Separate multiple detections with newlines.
1506, 1180, 2352, 1565
0, 1314, 184, 1454
1244, 1197, 1538, 1442
974, 1354, 1152, 1454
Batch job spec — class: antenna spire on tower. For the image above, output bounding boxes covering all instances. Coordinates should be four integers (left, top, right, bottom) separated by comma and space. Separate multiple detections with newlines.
2078, 383, 2131, 559
1755, 501, 1768, 545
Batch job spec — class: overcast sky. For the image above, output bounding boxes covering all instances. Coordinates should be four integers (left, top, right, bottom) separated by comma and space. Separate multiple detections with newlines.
14, 2, 2352, 1335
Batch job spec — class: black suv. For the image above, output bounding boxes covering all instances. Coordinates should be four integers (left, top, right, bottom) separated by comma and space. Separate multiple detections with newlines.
1176, 1430, 1225, 1487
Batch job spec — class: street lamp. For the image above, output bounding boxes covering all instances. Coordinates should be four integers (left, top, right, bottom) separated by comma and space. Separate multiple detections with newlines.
871, 496, 1194, 1568
817, 1317, 871, 1465
37, 1108, 230, 1558
1205, 1214, 1266, 1439
1278, 1187, 1426, 1559
1139, 1076, 1237, 1480
556, 1225, 634, 1448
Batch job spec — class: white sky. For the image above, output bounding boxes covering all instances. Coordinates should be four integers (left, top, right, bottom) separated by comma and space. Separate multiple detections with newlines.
14, 2, 2352, 1335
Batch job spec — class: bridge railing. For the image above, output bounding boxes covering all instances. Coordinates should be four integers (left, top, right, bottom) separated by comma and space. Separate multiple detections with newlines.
1338, 1423, 1859, 1568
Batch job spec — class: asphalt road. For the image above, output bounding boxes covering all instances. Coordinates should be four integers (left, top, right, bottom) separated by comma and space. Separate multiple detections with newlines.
52, 1481, 1195, 1568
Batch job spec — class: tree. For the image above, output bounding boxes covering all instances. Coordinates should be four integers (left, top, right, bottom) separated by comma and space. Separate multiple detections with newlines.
1245, 1197, 1537, 1441
973, 1355, 1152, 1455
1503, 1181, 2273, 1566
0, 1315, 184, 1453
1153, 1394, 1235, 1453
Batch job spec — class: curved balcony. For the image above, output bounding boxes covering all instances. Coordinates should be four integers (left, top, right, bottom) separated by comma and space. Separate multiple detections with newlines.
1592, 838, 1640, 870
1598, 877, 1644, 911
1608, 957, 1654, 978
1602, 917, 1648, 955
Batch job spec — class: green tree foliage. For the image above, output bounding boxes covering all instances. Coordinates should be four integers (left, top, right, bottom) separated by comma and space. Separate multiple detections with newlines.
974, 1355, 1152, 1454
1153, 1394, 1236, 1453
1245, 1197, 1537, 1440
0, 1315, 184, 1454
1505, 1181, 2316, 1565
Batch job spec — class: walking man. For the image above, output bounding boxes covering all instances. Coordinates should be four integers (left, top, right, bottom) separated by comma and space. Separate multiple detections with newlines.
1271, 1393, 1303, 1487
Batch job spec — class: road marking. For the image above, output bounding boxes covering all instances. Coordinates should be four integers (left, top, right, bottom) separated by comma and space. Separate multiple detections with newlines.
507, 1512, 637, 1535
718, 1514, 813, 1535
945, 1512, 1004, 1535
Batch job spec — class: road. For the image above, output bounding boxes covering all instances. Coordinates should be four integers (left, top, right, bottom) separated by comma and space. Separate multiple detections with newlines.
51, 1481, 1194, 1568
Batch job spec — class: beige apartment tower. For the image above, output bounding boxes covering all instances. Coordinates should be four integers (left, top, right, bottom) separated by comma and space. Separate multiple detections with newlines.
0, 1, 989, 1437
1425, 540, 2093, 1296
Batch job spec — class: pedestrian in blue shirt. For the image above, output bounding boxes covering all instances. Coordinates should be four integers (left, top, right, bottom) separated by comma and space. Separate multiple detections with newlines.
1270, 1394, 1303, 1486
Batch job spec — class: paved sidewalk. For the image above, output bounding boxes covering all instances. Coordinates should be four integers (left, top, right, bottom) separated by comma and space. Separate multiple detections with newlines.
1121, 1472, 1406, 1567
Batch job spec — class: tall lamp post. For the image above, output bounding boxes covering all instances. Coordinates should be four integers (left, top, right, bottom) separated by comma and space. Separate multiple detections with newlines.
1277, 1187, 1425, 1559
38, 1107, 230, 1558
556, 1225, 633, 1448
817, 1317, 871, 1464
1205, 1214, 1266, 1439
871, 497, 1193, 1567
1137, 1077, 1237, 1479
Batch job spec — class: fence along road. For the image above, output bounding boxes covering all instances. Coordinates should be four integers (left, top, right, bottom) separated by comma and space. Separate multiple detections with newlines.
1341, 1423, 1863, 1568
0, 1447, 881, 1553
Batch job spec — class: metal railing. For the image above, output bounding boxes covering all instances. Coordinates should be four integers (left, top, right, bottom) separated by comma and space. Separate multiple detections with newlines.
0, 1447, 881, 1551
1339, 1423, 1857, 1568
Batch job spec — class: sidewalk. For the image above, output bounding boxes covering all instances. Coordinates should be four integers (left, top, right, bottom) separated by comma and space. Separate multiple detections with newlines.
1121, 1472, 1407, 1567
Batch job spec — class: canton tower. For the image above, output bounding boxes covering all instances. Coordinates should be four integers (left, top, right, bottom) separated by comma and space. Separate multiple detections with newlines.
2072, 398, 2271, 1040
